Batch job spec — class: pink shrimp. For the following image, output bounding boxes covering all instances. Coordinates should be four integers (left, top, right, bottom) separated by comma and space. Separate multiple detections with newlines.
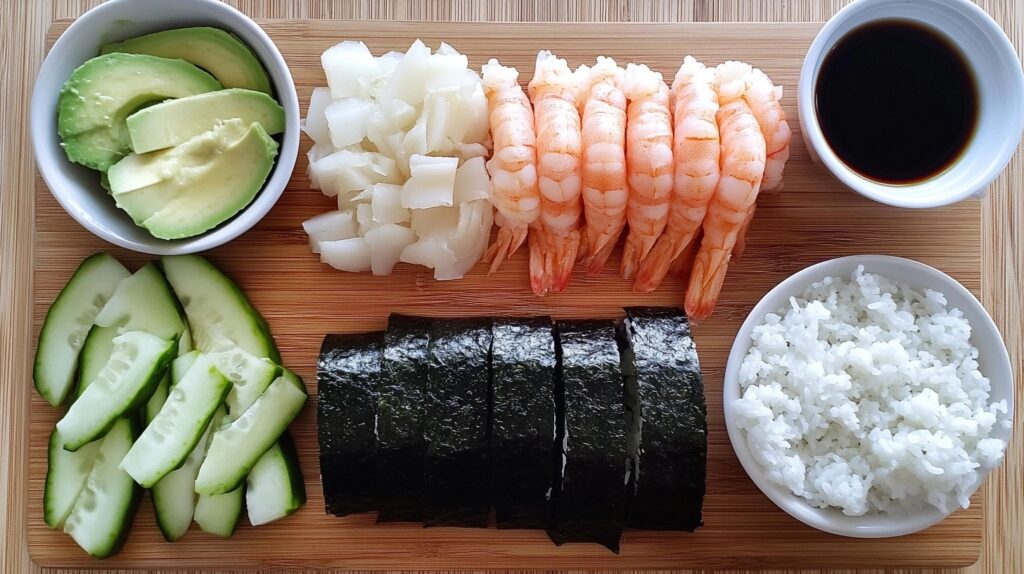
619, 63, 674, 281
527, 51, 583, 295
577, 57, 628, 275
745, 67, 791, 193
633, 56, 719, 293
685, 98, 766, 320
480, 59, 541, 273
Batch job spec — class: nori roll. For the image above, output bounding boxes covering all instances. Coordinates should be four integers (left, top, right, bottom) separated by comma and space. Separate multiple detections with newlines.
317, 332, 383, 517
376, 314, 432, 522
422, 317, 493, 527
491, 317, 556, 529
549, 319, 627, 553
621, 307, 707, 531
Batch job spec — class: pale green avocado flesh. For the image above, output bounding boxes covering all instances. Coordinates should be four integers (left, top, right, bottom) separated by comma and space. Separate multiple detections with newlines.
102, 27, 272, 94
57, 53, 221, 171
112, 119, 279, 240
126, 88, 285, 153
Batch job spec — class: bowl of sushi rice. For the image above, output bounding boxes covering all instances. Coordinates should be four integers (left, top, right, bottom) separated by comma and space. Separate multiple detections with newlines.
723, 254, 1013, 538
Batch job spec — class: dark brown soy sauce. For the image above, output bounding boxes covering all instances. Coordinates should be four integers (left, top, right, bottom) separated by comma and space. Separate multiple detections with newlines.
815, 20, 978, 184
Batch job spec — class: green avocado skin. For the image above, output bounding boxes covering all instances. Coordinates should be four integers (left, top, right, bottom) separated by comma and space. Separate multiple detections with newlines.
101, 27, 272, 94
57, 53, 221, 171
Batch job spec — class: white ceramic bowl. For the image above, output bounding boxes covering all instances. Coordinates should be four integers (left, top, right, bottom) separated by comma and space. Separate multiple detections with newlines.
798, 0, 1024, 208
31, 0, 299, 255
723, 255, 1014, 538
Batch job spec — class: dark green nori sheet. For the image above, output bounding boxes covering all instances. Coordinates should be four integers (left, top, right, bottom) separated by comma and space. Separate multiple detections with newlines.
491, 317, 556, 529
376, 314, 432, 522
317, 332, 383, 517
549, 319, 627, 553
423, 317, 493, 528
622, 307, 707, 531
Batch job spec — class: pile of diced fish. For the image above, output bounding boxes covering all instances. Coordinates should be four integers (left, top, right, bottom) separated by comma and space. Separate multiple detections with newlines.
316, 307, 706, 553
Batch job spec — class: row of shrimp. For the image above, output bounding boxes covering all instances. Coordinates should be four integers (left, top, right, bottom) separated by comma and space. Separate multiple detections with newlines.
479, 52, 790, 320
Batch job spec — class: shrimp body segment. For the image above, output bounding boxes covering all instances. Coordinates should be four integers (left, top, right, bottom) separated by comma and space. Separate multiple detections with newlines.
685, 98, 766, 320
527, 51, 584, 295
633, 56, 720, 293
619, 63, 674, 281
577, 57, 629, 275
480, 59, 541, 273
745, 68, 791, 193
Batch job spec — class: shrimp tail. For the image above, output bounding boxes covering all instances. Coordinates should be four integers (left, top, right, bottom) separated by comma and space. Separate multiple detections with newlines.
731, 204, 757, 260
482, 223, 529, 273
633, 230, 698, 292
583, 228, 624, 276
620, 232, 658, 280
549, 230, 581, 293
528, 228, 548, 296
685, 246, 732, 320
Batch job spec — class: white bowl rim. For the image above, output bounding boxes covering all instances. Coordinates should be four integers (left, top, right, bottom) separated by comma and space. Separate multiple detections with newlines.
30, 0, 299, 255
797, 0, 1024, 209
723, 254, 1014, 538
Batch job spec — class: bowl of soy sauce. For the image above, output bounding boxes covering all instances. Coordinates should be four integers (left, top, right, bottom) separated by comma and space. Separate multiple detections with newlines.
798, 0, 1024, 208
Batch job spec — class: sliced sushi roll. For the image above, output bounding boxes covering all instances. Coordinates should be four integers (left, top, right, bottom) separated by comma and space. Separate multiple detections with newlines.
423, 317, 493, 528
317, 332, 383, 517
621, 307, 706, 531
549, 319, 627, 553
491, 317, 556, 530
376, 314, 432, 522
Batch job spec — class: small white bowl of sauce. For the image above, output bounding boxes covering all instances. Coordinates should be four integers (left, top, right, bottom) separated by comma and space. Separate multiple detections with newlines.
798, 0, 1024, 208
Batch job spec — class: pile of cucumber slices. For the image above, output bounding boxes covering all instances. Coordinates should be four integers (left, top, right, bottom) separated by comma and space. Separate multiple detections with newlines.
35, 253, 306, 558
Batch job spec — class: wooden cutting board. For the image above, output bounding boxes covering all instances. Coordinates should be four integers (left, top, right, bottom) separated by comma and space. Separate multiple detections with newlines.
29, 19, 984, 570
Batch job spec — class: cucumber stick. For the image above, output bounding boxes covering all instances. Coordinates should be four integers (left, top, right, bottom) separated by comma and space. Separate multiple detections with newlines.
193, 408, 243, 537
35, 253, 130, 406
43, 429, 101, 528
77, 325, 119, 399
56, 331, 175, 451
62, 417, 142, 559
121, 355, 231, 487
246, 431, 306, 526
196, 375, 307, 495
206, 346, 279, 415
160, 255, 279, 361
94, 262, 185, 340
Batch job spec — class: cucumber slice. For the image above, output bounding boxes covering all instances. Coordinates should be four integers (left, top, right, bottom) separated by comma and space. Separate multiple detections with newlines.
94, 262, 185, 340
171, 350, 201, 383
121, 355, 231, 487
144, 375, 170, 423
195, 375, 307, 495
206, 345, 279, 416
56, 331, 175, 451
178, 325, 193, 355
160, 255, 279, 362
35, 253, 130, 406
76, 325, 119, 399
246, 431, 306, 526
194, 485, 244, 538
152, 410, 217, 541
43, 428, 101, 528
62, 418, 142, 558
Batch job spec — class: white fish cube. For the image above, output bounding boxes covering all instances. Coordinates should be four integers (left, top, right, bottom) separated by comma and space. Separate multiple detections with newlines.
401, 155, 458, 209
371, 183, 410, 224
365, 223, 417, 275
453, 156, 490, 204
319, 237, 371, 272
321, 41, 378, 99
302, 87, 333, 146
325, 98, 375, 148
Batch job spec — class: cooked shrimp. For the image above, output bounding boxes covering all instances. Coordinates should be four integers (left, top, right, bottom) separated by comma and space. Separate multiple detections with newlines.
527, 51, 583, 295
745, 67, 791, 193
685, 98, 766, 320
633, 56, 719, 293
577, 57, 628, 275
480, 59, 541, 273
619, 63, 673, 281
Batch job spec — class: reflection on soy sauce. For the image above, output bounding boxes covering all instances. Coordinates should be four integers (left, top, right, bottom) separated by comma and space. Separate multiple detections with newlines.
815, 19, 979, 185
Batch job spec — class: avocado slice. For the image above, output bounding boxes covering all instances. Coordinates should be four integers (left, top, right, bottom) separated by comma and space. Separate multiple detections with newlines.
112, 119, 279, 240
102, 27, 272, 95
58, 53, 222, 171
126, 88, 285, 154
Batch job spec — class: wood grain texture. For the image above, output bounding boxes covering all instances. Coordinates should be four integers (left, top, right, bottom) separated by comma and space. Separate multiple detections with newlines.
1, 1, 1019, 574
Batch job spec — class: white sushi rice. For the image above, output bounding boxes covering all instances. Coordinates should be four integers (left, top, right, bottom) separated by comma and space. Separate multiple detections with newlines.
734, 266, 1009, 516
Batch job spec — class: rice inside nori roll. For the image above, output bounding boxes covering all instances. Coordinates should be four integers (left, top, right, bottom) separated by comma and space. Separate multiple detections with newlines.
491, 317, 556, 529
423, 317, 493, 527
621, 307, 707, 531
549, 319, 628, 553
317, 332, 383, 517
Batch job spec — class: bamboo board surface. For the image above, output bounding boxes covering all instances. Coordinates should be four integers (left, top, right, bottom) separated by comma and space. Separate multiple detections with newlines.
23, 17, 990, 571
3, 2, 1021, 574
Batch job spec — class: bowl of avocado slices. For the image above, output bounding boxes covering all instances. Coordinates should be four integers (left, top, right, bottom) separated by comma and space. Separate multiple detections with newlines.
32, 0, 299, 254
